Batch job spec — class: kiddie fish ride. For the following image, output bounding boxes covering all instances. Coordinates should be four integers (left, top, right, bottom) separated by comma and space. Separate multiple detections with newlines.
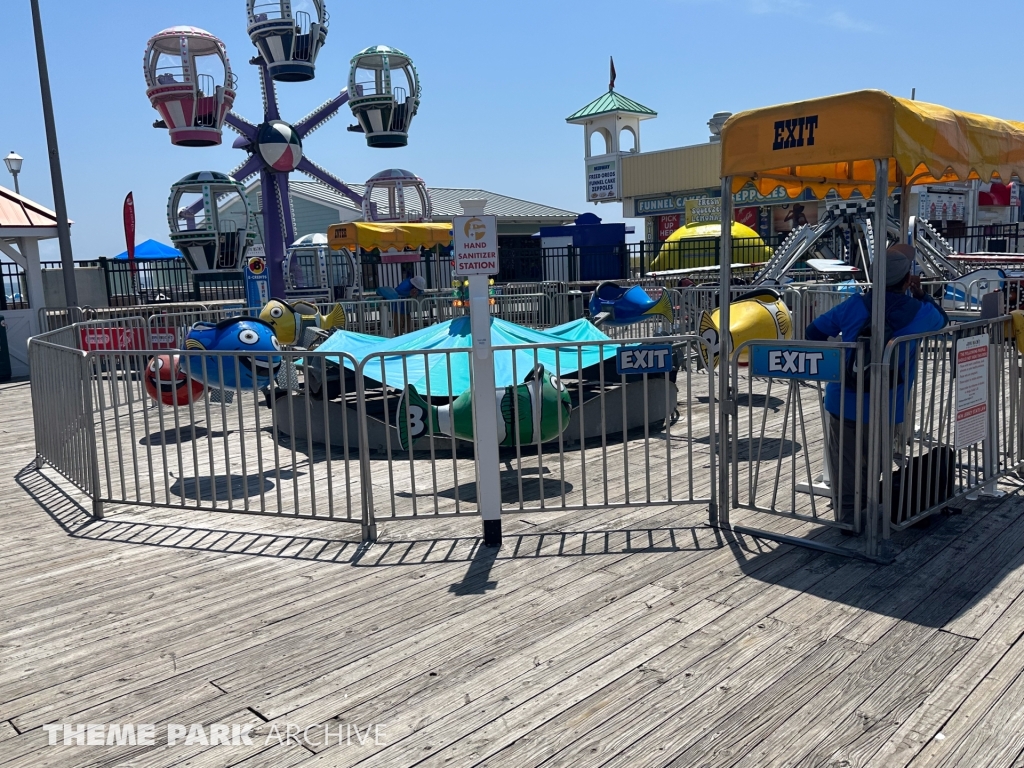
183, 317, 283, 388
259, 298, 346, 346
145, 354, 207, 407
395, 364, 572, 450
588, 282, 673, 327
697, 288, 793, 368
270, 316, 681, 452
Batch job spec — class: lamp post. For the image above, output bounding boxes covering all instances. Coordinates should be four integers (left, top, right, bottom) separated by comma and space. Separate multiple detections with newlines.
30, 0, 78, 306
4, 152, 23, 195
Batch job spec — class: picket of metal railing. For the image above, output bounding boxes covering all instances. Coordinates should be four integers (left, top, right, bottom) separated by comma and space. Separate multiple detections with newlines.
38, 303, 237, 333
786, 284, 866, 338
38, 306, 86, 332
879, 316, 1023, 537
28, 327, 100, 511
30, 319, 715, 540
357, 336, 716, 524
81, 343, 371, 535
725, 340, 866, 546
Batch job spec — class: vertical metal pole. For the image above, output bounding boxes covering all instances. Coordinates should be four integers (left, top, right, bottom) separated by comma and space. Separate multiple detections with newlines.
865, 158, 889, 558
460, 201, 502, 547
715, 177, 734, 526
900, 180, 911, 245
261, 169, 288, 299
30, 0, 78, 307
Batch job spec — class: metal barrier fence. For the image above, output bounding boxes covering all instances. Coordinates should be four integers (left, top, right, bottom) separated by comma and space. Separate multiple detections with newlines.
719, 317, 1024, 560
879, 317, 1015, 536
28, 328, 99, 511
30, 298, 1024, 561
28, 319, 715, 541
356, 337, 715, 522
726, 340, 865, 541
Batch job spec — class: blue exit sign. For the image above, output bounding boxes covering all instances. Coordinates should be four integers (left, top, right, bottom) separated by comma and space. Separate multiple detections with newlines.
750, 345, 842, 381
616, 345, 674, 375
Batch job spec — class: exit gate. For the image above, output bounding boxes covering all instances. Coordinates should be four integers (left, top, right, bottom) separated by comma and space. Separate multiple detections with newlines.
720, 338, 872, 558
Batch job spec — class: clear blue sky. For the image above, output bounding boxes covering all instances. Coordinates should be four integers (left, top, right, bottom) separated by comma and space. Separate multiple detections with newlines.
3, 0, 1020, 259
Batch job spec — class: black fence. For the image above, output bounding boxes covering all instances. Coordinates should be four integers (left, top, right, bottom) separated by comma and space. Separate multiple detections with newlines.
93, 258, 245, 306
19, 226, 1022, 311
1, 261, 29, 310
375, 238, 774, 288
927, 222, 1022, 254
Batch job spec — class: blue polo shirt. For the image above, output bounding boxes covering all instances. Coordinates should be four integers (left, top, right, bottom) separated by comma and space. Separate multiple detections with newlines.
806, 291, 948, 424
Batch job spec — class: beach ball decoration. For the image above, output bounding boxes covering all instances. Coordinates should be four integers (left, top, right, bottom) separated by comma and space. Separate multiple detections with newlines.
256, 120, 303, 172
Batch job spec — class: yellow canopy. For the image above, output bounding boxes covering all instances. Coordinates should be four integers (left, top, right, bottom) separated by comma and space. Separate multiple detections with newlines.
327, 221, 453, 251
721, 89, 1024, 199
651, 221, 772, 271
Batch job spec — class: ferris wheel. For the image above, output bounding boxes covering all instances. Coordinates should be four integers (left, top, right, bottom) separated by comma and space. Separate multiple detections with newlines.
143, 2, 422, 297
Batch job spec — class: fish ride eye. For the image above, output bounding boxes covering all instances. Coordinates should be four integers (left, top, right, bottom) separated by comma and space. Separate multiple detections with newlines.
270, 306, 284, 318
271, 337, 281, 351
238, 329, 261, 346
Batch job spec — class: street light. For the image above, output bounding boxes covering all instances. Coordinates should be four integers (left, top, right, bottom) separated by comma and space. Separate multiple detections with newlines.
4, 152, 23, 195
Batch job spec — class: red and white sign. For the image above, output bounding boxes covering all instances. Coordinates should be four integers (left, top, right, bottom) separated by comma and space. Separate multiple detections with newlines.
80, 326, 176, 352
453, 214, 498, 275
658, 214, 680, 241
955, 334, 989, 450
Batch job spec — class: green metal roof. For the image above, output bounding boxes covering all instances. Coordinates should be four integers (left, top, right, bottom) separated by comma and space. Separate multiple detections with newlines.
566, 90, 657, 122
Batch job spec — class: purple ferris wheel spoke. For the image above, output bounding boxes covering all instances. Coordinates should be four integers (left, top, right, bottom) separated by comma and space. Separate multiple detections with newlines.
224, 112, 258, 140
258, 61, 281, 122
229, 154, 263, 185
296, 157, 364, 207
294, 90, 350, 139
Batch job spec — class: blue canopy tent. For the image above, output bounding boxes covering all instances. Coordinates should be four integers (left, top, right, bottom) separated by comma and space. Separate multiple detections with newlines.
113, 239, 181, 260
314, 317, 618, 396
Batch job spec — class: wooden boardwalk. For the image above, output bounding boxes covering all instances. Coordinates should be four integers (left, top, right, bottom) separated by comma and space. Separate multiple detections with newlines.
5, 375, 1024, 767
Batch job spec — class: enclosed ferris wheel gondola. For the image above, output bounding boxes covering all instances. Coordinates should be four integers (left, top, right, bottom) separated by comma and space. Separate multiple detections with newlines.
143, 27, 237, 147
167, 172, 257, 273
246, 0, 328, 82
347, 45, 421, 148
362, 168, 432, 222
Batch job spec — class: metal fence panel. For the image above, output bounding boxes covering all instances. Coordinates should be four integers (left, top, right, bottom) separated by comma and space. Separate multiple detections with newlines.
81, 344, 368, 533
29, 330, 98, 501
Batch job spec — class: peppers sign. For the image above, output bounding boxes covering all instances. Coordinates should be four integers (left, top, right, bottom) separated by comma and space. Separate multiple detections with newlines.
453, 215, 499, 275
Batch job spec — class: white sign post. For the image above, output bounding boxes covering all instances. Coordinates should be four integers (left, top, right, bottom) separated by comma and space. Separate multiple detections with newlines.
454, 202, 502, 547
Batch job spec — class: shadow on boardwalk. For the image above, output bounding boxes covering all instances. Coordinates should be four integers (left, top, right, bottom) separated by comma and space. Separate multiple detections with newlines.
15, 461, 1024, 631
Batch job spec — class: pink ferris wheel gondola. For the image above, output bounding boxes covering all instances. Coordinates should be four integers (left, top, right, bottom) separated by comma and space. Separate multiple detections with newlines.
143, 27, 237, 147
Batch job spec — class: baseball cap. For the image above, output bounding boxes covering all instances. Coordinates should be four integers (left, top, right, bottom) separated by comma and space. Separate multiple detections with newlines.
410, 275, 427, 291
873, 244, 914, 287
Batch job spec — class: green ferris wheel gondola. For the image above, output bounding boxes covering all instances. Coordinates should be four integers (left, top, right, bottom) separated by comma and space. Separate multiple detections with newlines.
396, 364, 572, 450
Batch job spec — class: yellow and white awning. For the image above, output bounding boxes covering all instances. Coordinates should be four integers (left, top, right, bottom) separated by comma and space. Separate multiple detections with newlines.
327, 221, 452, 252
721, 90, 1024, 198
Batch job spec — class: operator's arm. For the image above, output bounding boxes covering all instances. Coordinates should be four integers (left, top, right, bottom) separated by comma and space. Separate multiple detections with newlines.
908, 275, 949, 328
805, 306, 840, 341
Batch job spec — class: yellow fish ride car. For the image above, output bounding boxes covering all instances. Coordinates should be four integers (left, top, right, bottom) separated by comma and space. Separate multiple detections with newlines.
259, 299, 346, 346
698, 288, 793, 368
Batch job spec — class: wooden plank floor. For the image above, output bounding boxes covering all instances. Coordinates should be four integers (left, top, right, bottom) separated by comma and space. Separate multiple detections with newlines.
5, 375, 1024, 767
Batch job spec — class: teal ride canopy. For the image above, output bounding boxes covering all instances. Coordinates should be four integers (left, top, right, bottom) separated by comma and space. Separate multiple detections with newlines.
314, 318, 617, 396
